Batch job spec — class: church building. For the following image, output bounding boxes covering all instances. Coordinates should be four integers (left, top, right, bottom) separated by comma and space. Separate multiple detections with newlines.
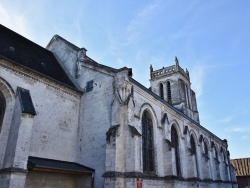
0, 24, 237, 187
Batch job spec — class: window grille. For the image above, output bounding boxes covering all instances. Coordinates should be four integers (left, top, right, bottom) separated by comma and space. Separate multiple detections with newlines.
167, 81, 172, 103
159, 83, 164, 99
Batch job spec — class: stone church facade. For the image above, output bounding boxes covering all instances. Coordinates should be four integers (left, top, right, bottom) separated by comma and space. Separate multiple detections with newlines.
0, 24, 237, 187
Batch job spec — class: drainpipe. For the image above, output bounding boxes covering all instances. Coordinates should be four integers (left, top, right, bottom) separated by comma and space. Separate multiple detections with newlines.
91, 173, 95, 188
227, 150, 233, 188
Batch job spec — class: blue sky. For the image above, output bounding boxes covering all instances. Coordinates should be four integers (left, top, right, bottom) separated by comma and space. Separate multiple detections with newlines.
1, 0, 250, 159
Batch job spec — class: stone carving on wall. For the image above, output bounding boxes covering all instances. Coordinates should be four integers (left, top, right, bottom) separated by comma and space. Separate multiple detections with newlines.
106, 125, 120, 142
76, 49, 86, 78
165, 139, 173, 150
191, 90, 198, 112
115, 82, 134, 106
161, 113, 169, 125
175, 56, 179, 67
128, 125, 141, 137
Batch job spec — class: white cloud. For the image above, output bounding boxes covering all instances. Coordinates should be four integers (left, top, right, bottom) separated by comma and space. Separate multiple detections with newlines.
190, 62, 206, 97
241, 135, 250, 140
0, 3, 33, 39
190, 60, 240, 98
73, 20, 83, 47
225, 127, 250, 133
126, 0, 161, 44
216, 115, 234, 123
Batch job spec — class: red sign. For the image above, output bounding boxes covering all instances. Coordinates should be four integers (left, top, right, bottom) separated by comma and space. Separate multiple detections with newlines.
137, 179, 142, 188
196, 181, 199, 187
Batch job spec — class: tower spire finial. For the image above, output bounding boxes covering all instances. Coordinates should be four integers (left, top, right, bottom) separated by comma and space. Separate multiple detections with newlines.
150, 64, 153, 73
186, 68, 190, 79
175, 56, 179, 66
150, 64, 153, 79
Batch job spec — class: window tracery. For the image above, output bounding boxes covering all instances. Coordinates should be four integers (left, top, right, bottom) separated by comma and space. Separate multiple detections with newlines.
142, 110, 154, 172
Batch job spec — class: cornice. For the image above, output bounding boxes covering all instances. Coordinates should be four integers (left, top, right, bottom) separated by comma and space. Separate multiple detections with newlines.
0, 59, 82, 99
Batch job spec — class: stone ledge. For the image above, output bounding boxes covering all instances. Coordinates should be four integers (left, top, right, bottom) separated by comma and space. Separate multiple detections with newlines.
102, 171, 237, 185
0, 167, 27, 174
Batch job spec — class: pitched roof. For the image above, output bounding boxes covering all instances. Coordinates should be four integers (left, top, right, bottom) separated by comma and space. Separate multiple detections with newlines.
0, 24, 78, 90
49, 34, 128, 75
28, 156, 95, 174
231, 158, 250, 176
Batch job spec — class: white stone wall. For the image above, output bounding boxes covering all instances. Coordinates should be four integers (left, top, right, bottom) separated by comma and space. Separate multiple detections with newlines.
0, 33, 238, 188
102, 76, 235, 187
47, 36, 120, 187
25, 35, 238, 187
77, 68, 115, 187
0, 59, 81, 163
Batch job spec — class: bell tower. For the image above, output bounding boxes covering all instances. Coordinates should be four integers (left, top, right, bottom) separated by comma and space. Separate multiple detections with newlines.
149, 57, 199, 123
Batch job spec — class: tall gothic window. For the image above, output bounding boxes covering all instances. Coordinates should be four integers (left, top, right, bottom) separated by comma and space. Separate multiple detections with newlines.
185, 84, 190, 108
214, 147, 220, 179
159, 83, 164, 99
214, 148, 218, 160
0, 91, 6, 132
142, 110, 154, 172
190, 135, 196, 154
223, 151, 227, 163
167, 81, 172, 103
222, 151, 228, 180
190, 135, 199, 177
171, 126, 181, 176
204, 142, 208, 156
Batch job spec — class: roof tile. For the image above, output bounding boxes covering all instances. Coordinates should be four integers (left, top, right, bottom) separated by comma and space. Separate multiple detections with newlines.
231, 158, 250, 176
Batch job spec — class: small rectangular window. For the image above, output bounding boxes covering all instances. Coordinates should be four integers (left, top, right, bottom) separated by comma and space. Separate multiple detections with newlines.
86, 80, 94, 92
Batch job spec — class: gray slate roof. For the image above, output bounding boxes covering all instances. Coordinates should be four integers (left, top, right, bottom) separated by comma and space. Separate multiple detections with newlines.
0, 24, 78, 90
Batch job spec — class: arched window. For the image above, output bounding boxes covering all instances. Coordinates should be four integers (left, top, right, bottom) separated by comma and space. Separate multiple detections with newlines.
0, 91, 6, 131
222, 150, 229, 180
142, 110, 154, 172
190, 135, 196, 154
223, 151, 227, 163
159, 83, 164, 99
190, 135, 199, 177
214, 147, 220, 179
167, 81, 172, 103
185, 84, 190, 108
214, 148, 218, 160
204, 142, 208, 156
171, 126, 181, 176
